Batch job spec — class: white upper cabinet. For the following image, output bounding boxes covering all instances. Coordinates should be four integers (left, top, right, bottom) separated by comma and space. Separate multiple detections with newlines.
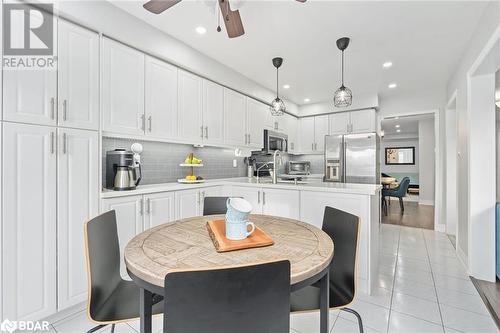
178, 70, 203, 143
298, 117, 315, 153
58, 21, 99, 130
145, 56, 178, 139
246, 98, 267, 148
57, 128, 98, 310
314, 114, 329, 151
284, 114, 298, 153
202, 80, 224, 145
101, 195, 144, 278
350, 109, 376, 133
102, 38, 145, 135
144, 191, 175, 229
329, 112, 351, 135
2, 123, 57, 321
223, 88, 247, 146
3, 68, 57, 126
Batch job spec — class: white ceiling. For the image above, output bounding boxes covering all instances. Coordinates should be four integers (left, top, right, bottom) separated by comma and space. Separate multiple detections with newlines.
381, 114, 433, 136
110, 0, 487, 106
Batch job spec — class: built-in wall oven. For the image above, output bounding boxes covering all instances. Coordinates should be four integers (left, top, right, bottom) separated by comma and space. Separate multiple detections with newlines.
263, 129, 288, 153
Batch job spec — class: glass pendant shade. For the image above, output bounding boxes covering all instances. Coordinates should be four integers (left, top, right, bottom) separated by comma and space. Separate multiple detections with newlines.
334, 85, 352, 108
270, 97, 286, 116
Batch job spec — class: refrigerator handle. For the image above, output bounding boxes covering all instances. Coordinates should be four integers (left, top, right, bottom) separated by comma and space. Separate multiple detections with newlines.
342, 140, 347, 183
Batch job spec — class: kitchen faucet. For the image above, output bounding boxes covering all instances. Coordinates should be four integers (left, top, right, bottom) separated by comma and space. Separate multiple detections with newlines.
255, 162, 271, 184
273, 150, 283, 184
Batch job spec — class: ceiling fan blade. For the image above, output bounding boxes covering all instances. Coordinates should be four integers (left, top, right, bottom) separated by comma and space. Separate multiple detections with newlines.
143, 0, 182, 14
218, 0, 245, 38
295, 0, 307, 2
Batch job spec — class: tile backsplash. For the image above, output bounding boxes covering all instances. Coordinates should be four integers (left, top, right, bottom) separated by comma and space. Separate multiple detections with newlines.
102, 137, 247, 186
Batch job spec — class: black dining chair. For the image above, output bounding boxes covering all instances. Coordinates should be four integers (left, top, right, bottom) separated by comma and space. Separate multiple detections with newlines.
382, 176, 411, 215
84, 210, 163, 333
290, 206, 363, 333
203, 196, 241, 215
163, 260, 291, 333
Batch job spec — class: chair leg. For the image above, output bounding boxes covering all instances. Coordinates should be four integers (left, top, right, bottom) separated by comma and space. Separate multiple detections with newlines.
399, 197, 404, 212
87, 325, 106, 333
110, 324, 115, 333
341, 308, 364, 333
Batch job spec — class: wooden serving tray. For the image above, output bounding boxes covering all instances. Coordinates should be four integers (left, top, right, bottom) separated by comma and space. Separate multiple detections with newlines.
206, 219, 274, 253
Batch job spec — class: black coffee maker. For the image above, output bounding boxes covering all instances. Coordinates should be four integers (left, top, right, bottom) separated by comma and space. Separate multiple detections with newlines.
106, 149, 142, 191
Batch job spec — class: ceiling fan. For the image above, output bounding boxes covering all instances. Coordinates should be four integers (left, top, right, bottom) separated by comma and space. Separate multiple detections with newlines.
143, 0, 307, 38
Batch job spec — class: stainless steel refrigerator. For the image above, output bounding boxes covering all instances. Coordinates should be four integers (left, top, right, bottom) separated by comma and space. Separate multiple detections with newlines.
324, 133, 380, 184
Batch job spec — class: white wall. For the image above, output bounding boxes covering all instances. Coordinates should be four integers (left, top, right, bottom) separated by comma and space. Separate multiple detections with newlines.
56, 1, 299, 115
445, 106, 458, 236
446, 1, 500, 265
418, 118, 435, 205
298, 93, 378, 117
379, 89, 445, 119
380, 137, 419, 174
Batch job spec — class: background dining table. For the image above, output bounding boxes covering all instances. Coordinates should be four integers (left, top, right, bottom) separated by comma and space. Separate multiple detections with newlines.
124, 214, 334, 333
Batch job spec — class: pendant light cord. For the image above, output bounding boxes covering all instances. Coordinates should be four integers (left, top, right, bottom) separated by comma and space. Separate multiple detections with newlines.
276, 67, 279, 98
341, 50, 344, 86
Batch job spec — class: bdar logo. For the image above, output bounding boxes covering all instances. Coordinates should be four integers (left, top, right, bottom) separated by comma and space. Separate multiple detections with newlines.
0, 319, 17, 333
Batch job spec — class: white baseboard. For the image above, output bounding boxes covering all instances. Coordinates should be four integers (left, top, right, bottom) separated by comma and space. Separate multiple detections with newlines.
456, 246, 469, 275
434, 223, 446, 233
419, 200, 435, 206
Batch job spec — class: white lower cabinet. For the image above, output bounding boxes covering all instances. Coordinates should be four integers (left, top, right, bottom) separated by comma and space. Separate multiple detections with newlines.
175, 188, 202, 219
57, 128, 99, 310
2, 123, 57, 321
231, 186, 299, 219
231, 186, 261, 213
144, 191, 175, 229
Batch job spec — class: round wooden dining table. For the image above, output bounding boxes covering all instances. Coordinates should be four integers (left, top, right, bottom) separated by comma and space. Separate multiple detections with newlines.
125, 214, 334, 333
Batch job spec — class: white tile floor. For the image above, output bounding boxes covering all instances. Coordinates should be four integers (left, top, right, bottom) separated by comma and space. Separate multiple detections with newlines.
49, 224, 499, 333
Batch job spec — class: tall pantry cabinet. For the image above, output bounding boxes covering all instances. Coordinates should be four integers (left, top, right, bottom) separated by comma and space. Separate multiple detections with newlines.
1, 19, 99, 321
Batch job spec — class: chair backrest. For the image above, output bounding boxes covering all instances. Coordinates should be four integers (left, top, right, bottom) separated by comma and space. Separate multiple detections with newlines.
397, 177, 411, 196
84, 210, 122, 320
164, 260, 291, 333
203, 196, 243, 215
322, 206, 360, 308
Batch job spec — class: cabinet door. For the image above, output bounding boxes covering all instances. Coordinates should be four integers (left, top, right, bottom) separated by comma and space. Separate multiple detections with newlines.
223, 89, 247, 146
101, 196, 143, 278
145, 56, 178, 139
329, 112, 350, 135
3, 68, 57, 126
246, 98, 267, 148
199, 186, 223, 214
350, 109, 376, 133
314, 115, 329, 152
230, 186, 262, 214
262, 188, 300, 219
178, 70, 203, 143
144, 192, 175, 229
284, 114, 298, 153
202, 80, 224, 145
298, 117, 315, 153
2, 123, 57, 321
57, 128, 98, 310
58, 20, 99, 130
102, 38, 145, 135
175, 189, 201, 219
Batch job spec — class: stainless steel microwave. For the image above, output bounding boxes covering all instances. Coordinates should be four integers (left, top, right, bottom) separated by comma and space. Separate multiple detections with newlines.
263, 129, 288, 153
288, 161, 311, 175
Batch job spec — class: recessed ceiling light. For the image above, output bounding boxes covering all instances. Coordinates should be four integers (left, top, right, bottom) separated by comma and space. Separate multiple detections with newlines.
195, 26, 207, 34
383, 61, 393, 68
304, 98, 310, 103
396, 129, 401, 133
388, 83, 397, 89
395, 124, 400, 128
283, 84, 290, 89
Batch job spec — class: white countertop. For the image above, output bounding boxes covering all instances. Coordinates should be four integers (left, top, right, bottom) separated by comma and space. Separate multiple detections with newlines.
101, 177, 382, 199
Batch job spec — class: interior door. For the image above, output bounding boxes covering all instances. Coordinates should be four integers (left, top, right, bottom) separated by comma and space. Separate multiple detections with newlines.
178, 70, 203, 143
2, 123, 57, 321
101, 196, 144, 278
58, 20, 99, 130
145, 56, 178, 139
144, 192, 175, 229
223, 89, 247, 146
102, 38, 145, 135
57, 128, 98, 310
202, 80, 224, 144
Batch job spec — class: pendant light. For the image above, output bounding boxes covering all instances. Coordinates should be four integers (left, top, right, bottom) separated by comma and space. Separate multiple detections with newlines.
334, 37, 353, 108
270, 57, 286, 116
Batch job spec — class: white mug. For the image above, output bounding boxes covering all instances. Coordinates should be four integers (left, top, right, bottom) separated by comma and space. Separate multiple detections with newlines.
225, 219, 256, 241
225, 198, 255, 240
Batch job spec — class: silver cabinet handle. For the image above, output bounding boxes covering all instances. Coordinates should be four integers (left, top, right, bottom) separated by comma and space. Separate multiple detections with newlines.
139, 199, 144, 215
244, 134, 247, 145
291, 142, 294, 150
248, 133, 250, 143
258, 191, 260, 204
315, 142, 318, 150
147, 198, 152, 214
141, 114, 145, 131
200, 126, 204, 138
63, 100, 68, 121
50, 132, 55, 154
263, 191, 266, 205
311, 143, 314, 151
205, 126, 208, 139
63, 132, 67, 154
148, 116, 152, 132
50, 97, 55, 120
